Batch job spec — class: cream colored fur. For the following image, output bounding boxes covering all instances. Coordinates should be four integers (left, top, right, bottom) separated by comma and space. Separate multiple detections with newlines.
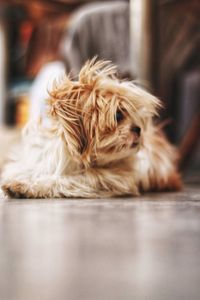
1, 59, 181, 198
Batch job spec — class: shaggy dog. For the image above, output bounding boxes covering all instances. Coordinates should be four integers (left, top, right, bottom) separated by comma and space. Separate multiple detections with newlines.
1, 59, 181, 198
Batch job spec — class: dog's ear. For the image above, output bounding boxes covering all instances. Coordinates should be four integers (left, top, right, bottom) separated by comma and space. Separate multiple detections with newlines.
51, 98, 88, 158
48, 78, 88, 160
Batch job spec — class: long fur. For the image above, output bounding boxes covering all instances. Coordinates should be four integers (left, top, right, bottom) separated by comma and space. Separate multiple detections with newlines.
1, 58, 182, 198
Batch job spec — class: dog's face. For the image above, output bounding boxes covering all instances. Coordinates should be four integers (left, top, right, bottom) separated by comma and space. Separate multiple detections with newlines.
49, 59, 160, 166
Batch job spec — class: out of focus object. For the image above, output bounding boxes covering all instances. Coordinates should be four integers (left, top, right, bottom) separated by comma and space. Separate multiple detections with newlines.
0, 5, 8, 125
130, 0, 156, 87
60, 1, 131, 78
15, 94, 29, 127
130, 0, 200, 171
157, 0, 200, 170
177, 70, 200, 170
6, 81, 31, 127
179, 112, 200, 170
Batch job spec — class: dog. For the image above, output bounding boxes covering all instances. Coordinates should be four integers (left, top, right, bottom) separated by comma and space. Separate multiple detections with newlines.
1, 58, 182, 198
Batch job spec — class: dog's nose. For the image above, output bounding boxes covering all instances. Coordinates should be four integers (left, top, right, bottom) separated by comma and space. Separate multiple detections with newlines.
131, 126, 141, 136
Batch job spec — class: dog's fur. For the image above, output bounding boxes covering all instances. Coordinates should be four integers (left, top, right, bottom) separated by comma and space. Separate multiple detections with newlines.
1, 59, 182, 198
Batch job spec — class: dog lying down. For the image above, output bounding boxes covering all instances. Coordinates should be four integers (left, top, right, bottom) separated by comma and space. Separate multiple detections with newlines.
1, 59, 182, 198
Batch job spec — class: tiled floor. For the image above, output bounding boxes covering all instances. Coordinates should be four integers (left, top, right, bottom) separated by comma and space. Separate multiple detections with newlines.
0, 183, 200, 300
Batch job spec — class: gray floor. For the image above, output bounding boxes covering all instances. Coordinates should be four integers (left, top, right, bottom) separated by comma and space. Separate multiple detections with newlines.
0, 183, 200, 300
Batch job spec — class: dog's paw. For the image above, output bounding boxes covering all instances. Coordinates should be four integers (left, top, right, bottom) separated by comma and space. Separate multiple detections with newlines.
165, 172, 183, 191
1, 179, 53, 199
1, 181, 32, 198
149, 171, 182, 192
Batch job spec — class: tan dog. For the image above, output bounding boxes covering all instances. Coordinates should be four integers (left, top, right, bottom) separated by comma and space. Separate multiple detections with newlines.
1, 59, 181, 198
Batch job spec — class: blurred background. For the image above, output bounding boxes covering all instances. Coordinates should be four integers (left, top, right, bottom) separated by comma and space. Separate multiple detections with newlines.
0, 0, 199, 178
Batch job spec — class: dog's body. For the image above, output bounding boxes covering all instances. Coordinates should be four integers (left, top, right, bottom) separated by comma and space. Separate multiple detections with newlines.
1, 59, 181, 198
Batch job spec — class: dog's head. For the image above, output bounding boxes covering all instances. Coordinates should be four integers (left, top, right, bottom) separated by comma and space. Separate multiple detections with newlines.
49, 58, 161, 166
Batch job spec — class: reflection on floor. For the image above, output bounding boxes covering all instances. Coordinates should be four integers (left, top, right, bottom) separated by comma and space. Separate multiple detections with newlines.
0, 183, 200, 300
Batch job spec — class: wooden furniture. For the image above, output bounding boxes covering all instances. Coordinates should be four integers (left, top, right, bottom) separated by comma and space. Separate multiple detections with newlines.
130, 0, 200, 169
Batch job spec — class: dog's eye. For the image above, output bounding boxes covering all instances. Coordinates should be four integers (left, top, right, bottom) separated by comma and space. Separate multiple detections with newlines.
116, 110, 124, 123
